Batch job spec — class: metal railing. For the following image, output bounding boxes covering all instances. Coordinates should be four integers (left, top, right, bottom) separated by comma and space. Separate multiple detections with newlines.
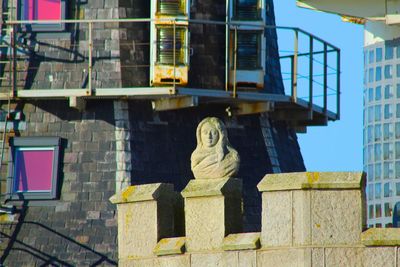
1, 17, 340, 118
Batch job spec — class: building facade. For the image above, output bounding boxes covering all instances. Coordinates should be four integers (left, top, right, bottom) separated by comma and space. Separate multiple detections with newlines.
296, 0, 400, 227
0, 0, 338, 265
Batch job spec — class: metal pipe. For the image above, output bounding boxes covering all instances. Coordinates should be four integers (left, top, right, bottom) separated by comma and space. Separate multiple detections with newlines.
309, 36, 313, 113
173, 20, 176, 90
225, 0, 230, 92
279, 49, 336, 59
233, 26, 238, 98
292, 29, 298, 103
5, 17, 341, 50
337, 49, 341, 120
323, 43, 328, 115
11, 24, 16, 97
88, 22, 93, 95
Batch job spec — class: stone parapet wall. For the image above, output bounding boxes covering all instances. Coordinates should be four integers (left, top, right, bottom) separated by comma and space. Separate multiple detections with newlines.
112, 172, 400, 267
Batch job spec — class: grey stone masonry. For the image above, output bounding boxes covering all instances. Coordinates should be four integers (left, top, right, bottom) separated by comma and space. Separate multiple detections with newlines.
0, 100, 118, 266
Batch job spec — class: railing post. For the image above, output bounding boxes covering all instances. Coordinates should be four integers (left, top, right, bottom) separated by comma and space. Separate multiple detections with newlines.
11, 24, 16, 97
88, 21, 93, 96
336, 49, 341, 120
309, 36, 313, 115
173, 20, 176, 90
323, 43, 328, 115
292, 29, 298, 103
233, 26, 238, 98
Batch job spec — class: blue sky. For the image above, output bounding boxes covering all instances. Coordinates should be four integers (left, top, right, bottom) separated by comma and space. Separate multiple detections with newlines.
274, 1, 364, 171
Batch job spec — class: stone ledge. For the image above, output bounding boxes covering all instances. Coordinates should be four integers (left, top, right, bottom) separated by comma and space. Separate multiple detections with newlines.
109, 183, 174, 204
257, 172, 365, 192
361, 228, 400, 246
223, 232, 260, 251
154, 237, 186, 256
181, 178, 242, 198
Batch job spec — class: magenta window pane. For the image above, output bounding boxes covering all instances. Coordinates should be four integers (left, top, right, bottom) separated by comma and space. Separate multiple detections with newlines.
24, 0, 61, 20
14, 149, 54, 192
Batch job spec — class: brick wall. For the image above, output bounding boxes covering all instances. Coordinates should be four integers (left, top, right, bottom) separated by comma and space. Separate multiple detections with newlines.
0, 100, 118, 266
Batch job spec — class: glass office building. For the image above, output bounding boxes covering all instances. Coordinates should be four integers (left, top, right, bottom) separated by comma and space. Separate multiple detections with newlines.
364, 41, 400, 227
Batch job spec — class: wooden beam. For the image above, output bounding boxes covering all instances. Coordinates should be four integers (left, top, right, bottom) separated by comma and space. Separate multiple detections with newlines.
233, 102, 274, 116
152, 96, 198, 111
69, 96, 86, 111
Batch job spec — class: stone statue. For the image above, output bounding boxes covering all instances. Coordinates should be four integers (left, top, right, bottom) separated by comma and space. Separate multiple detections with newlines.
191, 117, 240, 179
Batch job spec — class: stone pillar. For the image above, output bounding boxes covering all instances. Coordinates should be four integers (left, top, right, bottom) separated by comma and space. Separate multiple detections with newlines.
110, 183, 176, 260
181, 178, 242, 252
257, 172, 366, 247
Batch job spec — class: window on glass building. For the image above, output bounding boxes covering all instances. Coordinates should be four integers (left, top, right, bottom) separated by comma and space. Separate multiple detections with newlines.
368, 145, 374, 163
385, 202, 392, 217
396, 142, 400, 159
375, 163, 382, 180
396, 182, 400, 195
383, 123, 393, 140
384, 162, 394, 179
384, 104, 393, 119
396, 162, 400, 179
369, 205, 374, 219
375, 144, 382, 161
368, 185, 374, 200
376, 86, 382, 100
397, 104, 400, 118
369, 68, 374, 83
368, 106, 374, 123
386, 46, 394, 60
375, 105, 381, 121
376, 204, 382, 218
368, 126, 373, 143
368, 88, 374, 102
383, 144, 393, 160
375, 183, 382, 199
376, 47, 383, 62
375, 124, 382, 141
376, 67, 382, 81
384, 182, 392, 197
385, 65, 393, 79
385, 85, 393, 99
397, 64, 400, 78
369, 49, 375, 64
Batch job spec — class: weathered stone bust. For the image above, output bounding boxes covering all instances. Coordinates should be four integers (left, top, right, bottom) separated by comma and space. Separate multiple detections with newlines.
191, 117, 240, 179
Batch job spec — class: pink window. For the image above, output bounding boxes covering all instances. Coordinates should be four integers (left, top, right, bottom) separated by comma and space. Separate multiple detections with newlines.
14, 148, 55, 192
23, 0, 61, 20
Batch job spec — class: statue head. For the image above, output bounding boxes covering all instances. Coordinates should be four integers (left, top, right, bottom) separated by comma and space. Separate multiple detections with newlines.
196, 117, 228, 150
191, 117, 240, 179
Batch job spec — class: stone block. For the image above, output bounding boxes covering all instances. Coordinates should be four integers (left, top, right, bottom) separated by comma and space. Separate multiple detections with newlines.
362, 228, 400, 246
154, 237, 185, 256
324, 248, 363, 267
182, 178, 242, 252
362, 247, 396, 267
261, 191, 292, 247
258, 172, 364, 191
191, 252, 238, 267
257, 248, 311, 267
156, 255, 190, 267
110, 183, 176, 259
311, 190, 362, 246
239, 251, 256, 267
223, 232, 260, 251
258, 172, 364, 247
311, 248, 324, 267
